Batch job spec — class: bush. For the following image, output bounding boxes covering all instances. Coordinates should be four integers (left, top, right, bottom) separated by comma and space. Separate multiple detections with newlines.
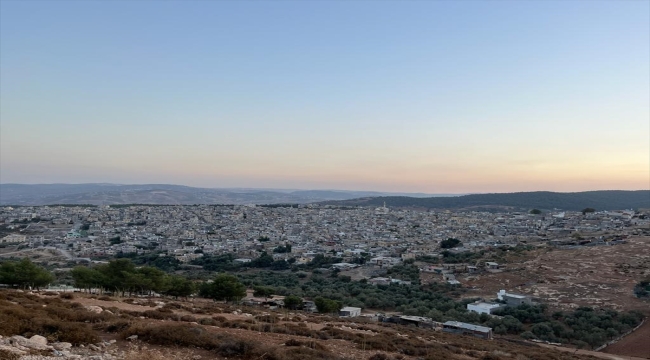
0, 291, 102, 344
121, 323, 274, 358
180, 315, 197, 322
199, 317, 218, 326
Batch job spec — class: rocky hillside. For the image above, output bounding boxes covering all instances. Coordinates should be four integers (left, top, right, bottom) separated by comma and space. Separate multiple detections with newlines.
0, 290, 611, 360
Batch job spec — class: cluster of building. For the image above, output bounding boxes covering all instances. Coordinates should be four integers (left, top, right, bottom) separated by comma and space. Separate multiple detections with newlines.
0, 205, 646, 267
2, 204, 645, 341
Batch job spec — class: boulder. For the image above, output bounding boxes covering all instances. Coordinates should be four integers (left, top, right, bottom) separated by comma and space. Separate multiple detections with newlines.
86, 305, 104, 313
29, 335, 48, 346
9, 335, 51, 350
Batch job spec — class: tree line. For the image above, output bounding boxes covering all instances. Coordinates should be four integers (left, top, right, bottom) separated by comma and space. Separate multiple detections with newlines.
0, 258, 55, 289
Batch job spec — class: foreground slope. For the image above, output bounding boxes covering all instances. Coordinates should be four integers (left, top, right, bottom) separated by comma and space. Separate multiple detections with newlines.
0, 290, 614, 360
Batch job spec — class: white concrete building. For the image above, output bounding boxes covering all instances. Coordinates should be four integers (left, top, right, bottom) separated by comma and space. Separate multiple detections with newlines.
467, 301, 503, 315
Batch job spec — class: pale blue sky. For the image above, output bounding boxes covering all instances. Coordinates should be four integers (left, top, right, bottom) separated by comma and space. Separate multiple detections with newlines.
1, 0, 648, 192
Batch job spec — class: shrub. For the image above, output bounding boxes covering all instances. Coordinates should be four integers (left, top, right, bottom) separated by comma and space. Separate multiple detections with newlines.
60, 293, 74, 299
199, 317, 218, 326
143, 310, 174, 320
101, 319, 132, 333
180, 315, 197, 322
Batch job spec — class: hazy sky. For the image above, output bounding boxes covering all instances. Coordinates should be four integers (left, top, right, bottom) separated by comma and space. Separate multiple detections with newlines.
1, 1, 648, 193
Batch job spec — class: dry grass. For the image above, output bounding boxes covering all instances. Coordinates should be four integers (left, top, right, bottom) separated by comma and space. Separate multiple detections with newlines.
121, 344, 195, 360
0, 290, 103, 344
0, 290, 605, 360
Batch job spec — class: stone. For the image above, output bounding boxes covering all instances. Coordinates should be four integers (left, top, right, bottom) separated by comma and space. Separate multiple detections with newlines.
29, 335, 48, 346
85, 305, 103, 313
52, 342, 73, 351
0, 344, 26, 356
9, 335, 51, 351
89, 344, 101, 351
126, 335, 138, 341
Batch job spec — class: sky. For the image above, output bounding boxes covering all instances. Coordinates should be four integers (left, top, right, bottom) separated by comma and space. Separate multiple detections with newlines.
1, 0, 649, 193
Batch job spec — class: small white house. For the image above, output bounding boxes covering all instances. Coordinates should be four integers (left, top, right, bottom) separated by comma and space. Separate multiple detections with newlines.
467, 301, 503, 315
497, 290, 532, 306
339, 306, 362, 318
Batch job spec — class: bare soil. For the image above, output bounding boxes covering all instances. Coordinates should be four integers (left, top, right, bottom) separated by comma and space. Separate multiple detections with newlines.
603, 319, 650, 359
462, 237, 650, 311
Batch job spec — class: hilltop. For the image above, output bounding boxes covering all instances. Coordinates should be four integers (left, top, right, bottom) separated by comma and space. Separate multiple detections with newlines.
0, 184, 443, 206
321, 190, 650, 211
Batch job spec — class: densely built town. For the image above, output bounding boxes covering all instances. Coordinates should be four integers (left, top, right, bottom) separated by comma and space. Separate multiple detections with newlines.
1, 204, 647, 268
1, 203, 649, 348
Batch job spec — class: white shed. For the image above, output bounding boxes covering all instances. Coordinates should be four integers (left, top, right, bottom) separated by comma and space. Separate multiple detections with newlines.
339, 306, 362, 317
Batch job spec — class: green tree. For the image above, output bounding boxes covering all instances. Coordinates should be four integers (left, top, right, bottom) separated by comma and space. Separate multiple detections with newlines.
71, 266, 104, 292
96, 258, 137, 295
440, 238, 461, 249
251, 251, 274, 268
199, 273, 246, 303
0, 258, 55, 289
283, 295, 303, 310
253, 286, 275, 297
582, 208, 596, 215
163, 275, 195, 298
314, 297, 342, 314
530, 209, 542, 215
136, 266, 168, 294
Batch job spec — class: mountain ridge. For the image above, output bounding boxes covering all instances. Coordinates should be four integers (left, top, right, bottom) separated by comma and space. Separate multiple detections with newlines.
0, 183, 451, 206
321, 190, 650, 211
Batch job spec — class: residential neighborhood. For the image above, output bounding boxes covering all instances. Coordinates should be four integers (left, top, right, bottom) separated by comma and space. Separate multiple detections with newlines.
1, 205, 647, 271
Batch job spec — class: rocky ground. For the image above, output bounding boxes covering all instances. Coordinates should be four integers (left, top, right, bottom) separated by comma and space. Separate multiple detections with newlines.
461, 237, 650, 312
0, 334, 118, 360
0, 290, 610, 360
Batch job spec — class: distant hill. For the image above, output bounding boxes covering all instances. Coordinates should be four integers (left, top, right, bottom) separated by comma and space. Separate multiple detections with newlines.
0, 183, 445, 206
321, 190, 650, 211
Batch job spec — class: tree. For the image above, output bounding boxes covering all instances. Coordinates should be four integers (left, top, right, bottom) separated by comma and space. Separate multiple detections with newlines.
199, 273, 246, 303
0, 258, 54, 289
253, 286, 275, 297
135, 266, 168, 294
440, 238, 461, 249
283, 295, 303, 310
251, 251, 274, 268
96, 258, 137, 295
71, 266, 104, 292
273, 244, 292, 253
582, 208, 596, 215
314, 297, 342, 314
529, 209, 542, 215
164, 275, 195, 298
